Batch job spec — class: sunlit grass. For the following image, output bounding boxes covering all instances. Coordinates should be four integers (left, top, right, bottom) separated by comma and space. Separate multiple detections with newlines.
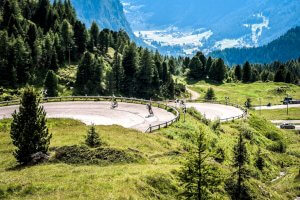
0, 115, 299, 199
251, 107, 300, 120
189, 81, 300, 105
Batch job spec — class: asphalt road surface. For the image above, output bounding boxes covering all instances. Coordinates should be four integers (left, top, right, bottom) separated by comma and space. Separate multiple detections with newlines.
0, 101, 245, 131
275, 125, 300, 130
0, 101, 175, 132
271, 120, 300, 130
254, 104, 300, 110
174, 102, 244, 121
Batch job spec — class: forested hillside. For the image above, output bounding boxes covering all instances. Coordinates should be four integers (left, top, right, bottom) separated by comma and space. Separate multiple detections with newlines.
184, 53, 300, 84
0, 0, 183, 100
0, 0, 299, 103
210, 27, 300, 65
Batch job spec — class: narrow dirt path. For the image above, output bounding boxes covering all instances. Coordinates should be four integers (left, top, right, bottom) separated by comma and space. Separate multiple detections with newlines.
186, 87, 200, 101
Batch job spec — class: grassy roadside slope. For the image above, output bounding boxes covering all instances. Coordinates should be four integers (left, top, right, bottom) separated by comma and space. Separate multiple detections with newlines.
251, 107, 300, 120
189, 81, 300, 105
0, 114, 299, 199
0, 119, 182, 199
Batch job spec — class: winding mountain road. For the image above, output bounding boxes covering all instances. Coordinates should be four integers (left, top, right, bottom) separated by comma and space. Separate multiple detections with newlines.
0, 89, 246, 131
0, 101, 175, 132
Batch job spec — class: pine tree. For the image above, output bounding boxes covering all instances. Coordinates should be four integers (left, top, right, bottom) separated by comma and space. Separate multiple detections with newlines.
196, 52, 207, 67
204, 88, 216, 101
112, 50, 124, 94
75, 52, 102, 95
0, 31, 10, 86
234, 65, 242, 81
188, 56, 204, 80
121, 43, 138, 97
27, 22, 38, 50
179, 132, 221, 199
53, 34, 64, 65
99, 29, 110, 53
10, 87, 52, 164
251, 68, 260, 82
2, 0, 22, 32
205, 56, 213, 77
162, 61, 169, 83
242, 61, 251, 83
226, 133, 250, 200
285, 71, 293, 83
260, 70, 269, 82
33, 0, 50, 31
137, 49, 154, 98
85, 126, 101, 148
75, 52, 94, 94
152, 64, 161, 95
91, 56, 103, 94
274, 65, 287, 82
61, 19, 74, 56
74, 20, 88, 57
209, 58, 226, 82
11, 36, 31, 85
43, 33, 54, 69
89, 21, 99, 50
63, 0, 76, 25
167, 75, 175, 99
50, 49, 59, 71
169, 58, 176, 74
44, 70, 58, 97
255, 148, 265, 171
245, 98, 252, 109
183, 57, 190, 69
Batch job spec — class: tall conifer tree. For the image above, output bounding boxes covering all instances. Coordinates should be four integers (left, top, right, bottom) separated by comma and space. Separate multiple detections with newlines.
10, 87, 52, 164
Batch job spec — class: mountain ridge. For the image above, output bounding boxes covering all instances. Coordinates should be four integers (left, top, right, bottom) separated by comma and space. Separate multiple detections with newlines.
123, 0, 300, 56
209, 26, 300, 65
70, 0, 135, 38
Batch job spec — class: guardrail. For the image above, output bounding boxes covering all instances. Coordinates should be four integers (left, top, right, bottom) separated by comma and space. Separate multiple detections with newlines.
185, 99, 248, 122
0, 96, 180, 133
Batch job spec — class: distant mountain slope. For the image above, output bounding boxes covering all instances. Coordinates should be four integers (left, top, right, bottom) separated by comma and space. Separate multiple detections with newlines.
71, 0, 134, 37
209, 27, 300, 65
123, 0, 300, 56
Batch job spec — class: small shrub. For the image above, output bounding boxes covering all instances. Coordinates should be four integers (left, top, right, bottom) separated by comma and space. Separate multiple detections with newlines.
245, 98, 252, 109
54, 145, 141, 165
266, 131, 281, 141
214, 147, 225, 163
204, 87, 216, 101
186, 107, 203, 121
210, 138, 218, 148
243, 129, 253, 141
85, 126, 101, 147
255, 148, 265, 171
268, 140, 287, 153
211, 119, 221, 132
187, 107, 211, 125
145, 174, 178, 196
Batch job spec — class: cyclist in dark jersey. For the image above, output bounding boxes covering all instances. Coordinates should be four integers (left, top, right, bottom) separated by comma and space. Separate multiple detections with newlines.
111, 95, 118, 109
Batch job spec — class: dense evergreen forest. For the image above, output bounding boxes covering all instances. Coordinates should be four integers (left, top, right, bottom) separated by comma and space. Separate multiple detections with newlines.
184, 52, 300, 84
210, 27, 300, 65
0, 0, 184, 100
